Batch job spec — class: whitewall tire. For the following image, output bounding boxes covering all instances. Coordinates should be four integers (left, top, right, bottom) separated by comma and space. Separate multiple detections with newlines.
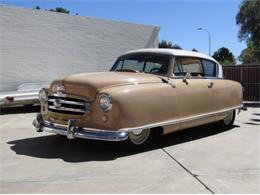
217, 110, 236, 130
124, 128, 153, 149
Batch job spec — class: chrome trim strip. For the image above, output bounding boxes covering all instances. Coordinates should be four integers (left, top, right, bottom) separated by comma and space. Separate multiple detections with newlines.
38, 119, 128, 142
120, 105, 243, 131
50, 93, 91, 103
48, 98, 86, 106
51, 92, 67, 97
35, 105, 242, 142
48, 105, 88, 113
172, 76, 225, 80
43, 120, 121, 133
45, 105, 242, 133
44, 120, 67, 128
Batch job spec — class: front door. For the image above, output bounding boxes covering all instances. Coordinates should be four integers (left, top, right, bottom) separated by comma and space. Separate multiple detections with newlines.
173, 57, 217, 129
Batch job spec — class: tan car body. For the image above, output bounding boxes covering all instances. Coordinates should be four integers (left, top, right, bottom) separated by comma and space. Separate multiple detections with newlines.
33, 49, 243, 147
34, 49, 243, 143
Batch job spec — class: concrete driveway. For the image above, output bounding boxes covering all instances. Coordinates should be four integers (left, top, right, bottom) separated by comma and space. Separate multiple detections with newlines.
0, 107, 259, 193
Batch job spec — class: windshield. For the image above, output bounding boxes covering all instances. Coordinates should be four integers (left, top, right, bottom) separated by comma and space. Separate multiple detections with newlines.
110, 54, 170, 76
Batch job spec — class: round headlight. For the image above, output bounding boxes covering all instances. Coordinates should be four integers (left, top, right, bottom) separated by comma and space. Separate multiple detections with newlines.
99, 93, 112, 112
39, 88, 48, 103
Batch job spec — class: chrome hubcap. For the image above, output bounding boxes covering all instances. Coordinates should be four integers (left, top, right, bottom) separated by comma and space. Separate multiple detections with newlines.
132, 129, 143, 135
129, 128, 150, 145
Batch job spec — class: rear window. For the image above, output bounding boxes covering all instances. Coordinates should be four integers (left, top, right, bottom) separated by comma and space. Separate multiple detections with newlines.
201, 59, 217, 77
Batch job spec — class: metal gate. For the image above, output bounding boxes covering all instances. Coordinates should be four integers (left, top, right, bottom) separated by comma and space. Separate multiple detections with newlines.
223, 65, 260, 102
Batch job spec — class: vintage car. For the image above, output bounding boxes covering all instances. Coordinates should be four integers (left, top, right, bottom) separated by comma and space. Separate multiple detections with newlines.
33, 48, 244, 148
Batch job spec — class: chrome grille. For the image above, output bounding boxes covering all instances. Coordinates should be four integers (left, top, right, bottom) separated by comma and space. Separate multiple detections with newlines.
48, 96, 90, 115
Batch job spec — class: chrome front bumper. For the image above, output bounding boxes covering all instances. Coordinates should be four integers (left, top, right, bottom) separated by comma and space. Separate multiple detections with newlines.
33, 114, 128, 141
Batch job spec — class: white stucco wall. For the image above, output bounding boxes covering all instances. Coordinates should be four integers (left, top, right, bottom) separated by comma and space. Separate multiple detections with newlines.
0, 5, 160, 91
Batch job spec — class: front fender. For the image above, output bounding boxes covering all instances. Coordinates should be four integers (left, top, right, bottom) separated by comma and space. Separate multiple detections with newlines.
97, 83, 179, 130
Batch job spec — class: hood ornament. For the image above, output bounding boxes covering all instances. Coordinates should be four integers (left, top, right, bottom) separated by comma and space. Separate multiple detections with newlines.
55, 85, 66, 97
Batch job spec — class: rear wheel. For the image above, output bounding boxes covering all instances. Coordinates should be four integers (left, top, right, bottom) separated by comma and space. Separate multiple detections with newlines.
217, 110, 236, 130
124, 128, 153, 149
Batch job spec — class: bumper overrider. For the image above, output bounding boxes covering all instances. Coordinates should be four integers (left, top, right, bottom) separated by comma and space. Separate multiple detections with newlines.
33, 114, 128, 141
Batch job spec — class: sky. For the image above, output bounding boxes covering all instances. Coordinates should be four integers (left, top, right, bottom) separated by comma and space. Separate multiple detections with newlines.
1, 0, 247, 58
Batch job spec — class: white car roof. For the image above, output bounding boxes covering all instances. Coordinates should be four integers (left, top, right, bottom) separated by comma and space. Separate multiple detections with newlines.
121, 48, 219, 64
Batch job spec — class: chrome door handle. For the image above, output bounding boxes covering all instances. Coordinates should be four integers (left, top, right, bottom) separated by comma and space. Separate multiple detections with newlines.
208, 81, 214, 88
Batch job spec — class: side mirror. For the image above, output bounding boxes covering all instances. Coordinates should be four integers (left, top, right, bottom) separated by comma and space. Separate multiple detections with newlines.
160, 77, 175, 88
183, 72, 191, 83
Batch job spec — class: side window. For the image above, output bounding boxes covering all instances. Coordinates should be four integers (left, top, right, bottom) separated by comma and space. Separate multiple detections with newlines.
201, 59, 216, 77
174, 57, 203, 77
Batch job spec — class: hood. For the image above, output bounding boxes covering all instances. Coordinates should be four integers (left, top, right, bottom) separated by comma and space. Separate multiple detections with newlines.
63, 72, 163, 90
50, 72, 164, 100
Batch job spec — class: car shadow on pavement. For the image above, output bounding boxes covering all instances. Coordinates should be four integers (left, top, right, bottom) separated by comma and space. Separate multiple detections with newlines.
7, 124, 239, 163
251, 118, 260, 122
244, 122, 260, 125
243, 112, 260, 125
0, 106, 40, 115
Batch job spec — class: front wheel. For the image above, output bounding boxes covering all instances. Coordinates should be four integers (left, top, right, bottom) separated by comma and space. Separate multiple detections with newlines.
217, 110, 236, 130
124, 128, 153, 149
